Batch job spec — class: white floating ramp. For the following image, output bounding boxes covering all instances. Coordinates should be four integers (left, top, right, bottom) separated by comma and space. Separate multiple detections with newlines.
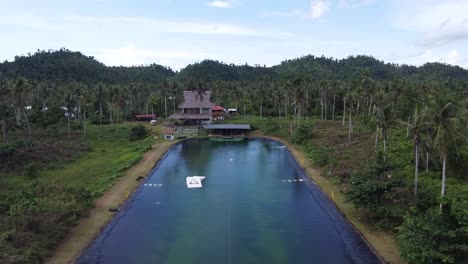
186, 176, 206, 188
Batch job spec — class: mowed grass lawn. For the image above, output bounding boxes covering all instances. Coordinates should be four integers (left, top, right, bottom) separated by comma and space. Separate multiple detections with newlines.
9, 123, 156, 197
42, 123, 156, 196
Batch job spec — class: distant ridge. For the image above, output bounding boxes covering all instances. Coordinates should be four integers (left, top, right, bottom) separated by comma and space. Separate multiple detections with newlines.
1, 49, 467, 84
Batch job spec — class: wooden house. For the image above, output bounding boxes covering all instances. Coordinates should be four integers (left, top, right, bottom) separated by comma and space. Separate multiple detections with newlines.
169, 91, 215, 125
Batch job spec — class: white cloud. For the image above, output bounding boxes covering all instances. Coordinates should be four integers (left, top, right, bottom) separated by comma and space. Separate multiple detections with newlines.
308, 0, 330, 20
395, 49, 463, 67
264, 0, 330, 20
68, 16, 291, 36
392, 0, 468, 46
338, 0, 375, 9
4, 14, 292, 37
261, 10, 301, 18
417, 20, 468, 47
208, 1, 233, 8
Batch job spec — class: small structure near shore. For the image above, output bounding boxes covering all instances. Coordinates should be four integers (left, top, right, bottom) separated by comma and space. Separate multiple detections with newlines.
135, 114, 156, 121
203, 124, 251, 141
162, 126, 175, 140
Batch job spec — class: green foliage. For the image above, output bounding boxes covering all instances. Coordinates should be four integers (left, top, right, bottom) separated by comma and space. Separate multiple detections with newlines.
397, 208, 468, 264
24, 162, 39, 179
0, 143, 16, 160
0, 124, 155, 263
28, 105, 64, 128
289, 123, 313, 144
129, 125, 148, 141
1, 49, 174, 84
302, 144, 335, 168
1, 182, 92, 264
345, 156, 410, 229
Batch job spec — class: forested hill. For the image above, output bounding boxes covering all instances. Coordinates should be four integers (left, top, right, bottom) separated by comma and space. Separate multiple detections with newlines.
1, 49, 468, 84
176, 60, 276, 82
272, 55, 468, 82
0, 49, 175, 84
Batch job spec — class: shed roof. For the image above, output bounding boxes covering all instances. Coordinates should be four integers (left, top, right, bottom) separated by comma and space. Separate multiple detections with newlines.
203, 124, 251, 130
213, 105, 225, 111
178, 91, 215, 109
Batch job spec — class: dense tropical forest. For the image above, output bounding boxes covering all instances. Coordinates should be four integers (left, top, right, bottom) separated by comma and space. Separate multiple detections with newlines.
1, 49, 467, 264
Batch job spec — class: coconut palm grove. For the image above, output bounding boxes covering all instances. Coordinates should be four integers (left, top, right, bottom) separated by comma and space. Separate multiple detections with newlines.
0, 49, 467, 264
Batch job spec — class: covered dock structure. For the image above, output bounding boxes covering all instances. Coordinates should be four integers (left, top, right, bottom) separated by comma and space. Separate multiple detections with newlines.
202, 124, 251, 140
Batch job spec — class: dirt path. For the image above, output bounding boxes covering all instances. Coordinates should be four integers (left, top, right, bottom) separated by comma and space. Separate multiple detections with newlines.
46, 140, 175, 264
252, 132, 403, 264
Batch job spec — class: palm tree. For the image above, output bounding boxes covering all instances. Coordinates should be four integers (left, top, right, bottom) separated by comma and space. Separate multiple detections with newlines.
12, 77, 32, 138
346, 91, 357, 145
0, 77, 10, 143
79, 87, 91, 138
424, 96, 464, 208
374, 105, 393, 162
399, 107, 428, 197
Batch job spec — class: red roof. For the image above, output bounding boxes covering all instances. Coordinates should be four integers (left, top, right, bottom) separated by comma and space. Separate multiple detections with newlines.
212, 105, 225, 111
135, 114, 156, 118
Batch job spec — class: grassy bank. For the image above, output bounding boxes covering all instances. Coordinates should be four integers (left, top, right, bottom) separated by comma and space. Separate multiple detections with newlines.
0, 123, 157, 264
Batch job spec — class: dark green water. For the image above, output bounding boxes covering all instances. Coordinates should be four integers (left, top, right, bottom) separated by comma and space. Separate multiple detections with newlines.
77, 139, 381, 264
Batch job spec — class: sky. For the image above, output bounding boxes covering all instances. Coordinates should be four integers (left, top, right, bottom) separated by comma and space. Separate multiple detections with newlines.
0, 0, 468, 70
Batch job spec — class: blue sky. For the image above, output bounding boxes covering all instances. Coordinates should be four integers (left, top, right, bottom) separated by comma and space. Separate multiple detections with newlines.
1, 0, 467, 70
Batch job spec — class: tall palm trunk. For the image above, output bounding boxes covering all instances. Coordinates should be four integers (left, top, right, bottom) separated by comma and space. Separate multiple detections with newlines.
425, 151, 429, 172
83, 108, 87, 138
320, 97, 324, 120
375, 129, 379, 150
99, 103, 103, 138
67, 112, 71, 137
22, 108, 31, 138
414, 141, 419, 197
332, 94, 336, 120
342, 99, 346, 126
1, 119, 7, 143
383, 129, 387, 162
406, 115, 410, 138
15, 107, 22, 126
440, 154, 447, 209
324, 96, 328, 120
348, 110, 352, 144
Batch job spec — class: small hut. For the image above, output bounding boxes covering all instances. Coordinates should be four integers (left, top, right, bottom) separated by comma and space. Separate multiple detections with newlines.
162, 127, 175, 140
212, 105, 227, 120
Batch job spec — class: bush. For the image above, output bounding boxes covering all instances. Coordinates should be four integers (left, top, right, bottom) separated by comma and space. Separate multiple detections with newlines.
289, 123, 313, 144
0, 143, 17, 160
345, 156, 410, 229
24, 162, 39, 179
129, 125, 148, 141
397, 207, 468, 264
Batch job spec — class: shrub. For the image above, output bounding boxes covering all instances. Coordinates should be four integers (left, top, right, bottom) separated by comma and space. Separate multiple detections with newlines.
0, 143, 17, 160
129, 125, 148, 141
24, 162, 39, 179
397, 207, 468, 264
345, 155, 410, 229
289, 123, 313, 144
